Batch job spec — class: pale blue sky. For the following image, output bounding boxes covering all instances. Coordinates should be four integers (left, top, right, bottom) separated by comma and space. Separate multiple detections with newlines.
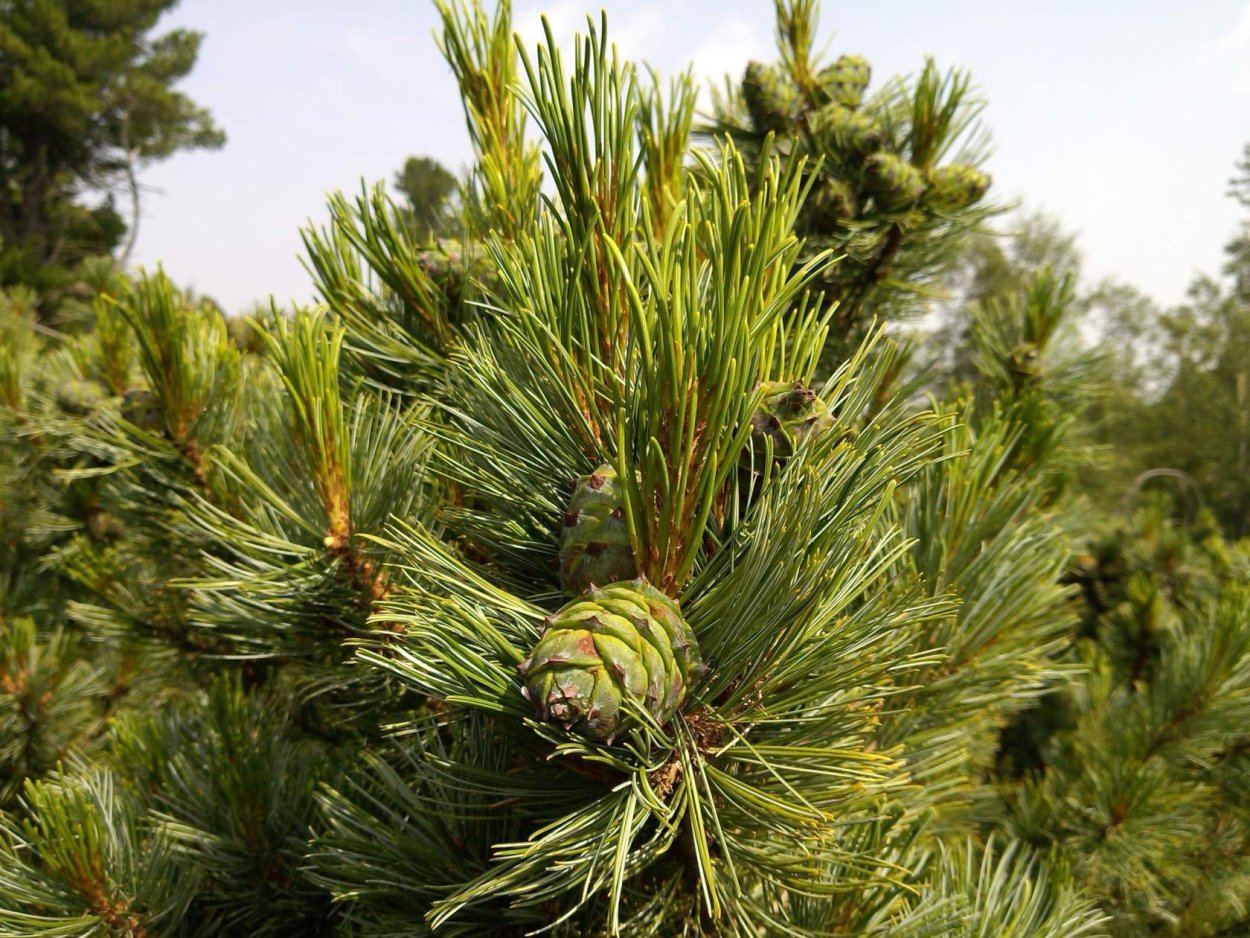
131, 1, 1250, 313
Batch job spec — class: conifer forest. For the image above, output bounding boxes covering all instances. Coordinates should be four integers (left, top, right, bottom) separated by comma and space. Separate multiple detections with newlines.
3, 1, 1250, 935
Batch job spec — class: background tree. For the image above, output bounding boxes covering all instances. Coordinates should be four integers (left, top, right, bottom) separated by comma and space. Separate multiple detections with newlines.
393, 154, 459, 242
996, 494, 1250, 936
1082, 144, 1250, 537
976, 144, 1250, 935
926, 211, 1085, 387
0, 0, 224, 312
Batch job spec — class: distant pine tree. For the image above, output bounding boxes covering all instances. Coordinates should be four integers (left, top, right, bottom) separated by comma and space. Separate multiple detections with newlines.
0, 0, 224, 311
394, 155, 461, 242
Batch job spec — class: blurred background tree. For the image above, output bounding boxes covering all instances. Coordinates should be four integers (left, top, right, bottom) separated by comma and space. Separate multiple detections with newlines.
1079, 146, 1250, 537
393, 154, 460, 242
926, 212, 1085, 388
918, 141, 1250, 540
0, 0, 225, 316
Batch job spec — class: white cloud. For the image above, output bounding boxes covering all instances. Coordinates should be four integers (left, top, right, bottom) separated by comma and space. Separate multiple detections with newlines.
513, 3, 772, 105
606, 7, 667, 63
516, 0, 585, 50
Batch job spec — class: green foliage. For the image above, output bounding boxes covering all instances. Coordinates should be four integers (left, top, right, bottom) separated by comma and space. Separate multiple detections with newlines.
306, 12, 1093, 924
180, 307, 435, 684
437, 0, 542, 239
8, 3, 1250, 936
118, 676, 339, 934
0, 620, 106, 805
302, 184, 488, 395
0, 766, 198, 934
999, 503, 1250, 935
705, 0, 996, 361
903, 838, 1107, 937
926, 211, 1084, 388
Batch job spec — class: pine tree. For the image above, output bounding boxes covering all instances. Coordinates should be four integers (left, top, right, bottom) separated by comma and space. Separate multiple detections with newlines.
705, 0, 996, 364
7, 1, 1243, 935
394, 156, 461, 243
992, 492, 1250, 936
0, 0, 225, 306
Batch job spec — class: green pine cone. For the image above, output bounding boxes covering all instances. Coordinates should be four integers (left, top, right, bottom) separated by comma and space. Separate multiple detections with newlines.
417, 238, 493, 305
808, 177, 858, 226
742, 61, 799, 135
559, 464, 638, 595
226, 314, 268, 355
743, 381, 835, 468
121, 388, 163, 432
1009, 342, 1042, 380
518, 578, 705, 741
923, 164, 991, 212
817, 54, 871, 108
56, 378, 107, 416
864, 151, 926, 211
813, 105, 884, 156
